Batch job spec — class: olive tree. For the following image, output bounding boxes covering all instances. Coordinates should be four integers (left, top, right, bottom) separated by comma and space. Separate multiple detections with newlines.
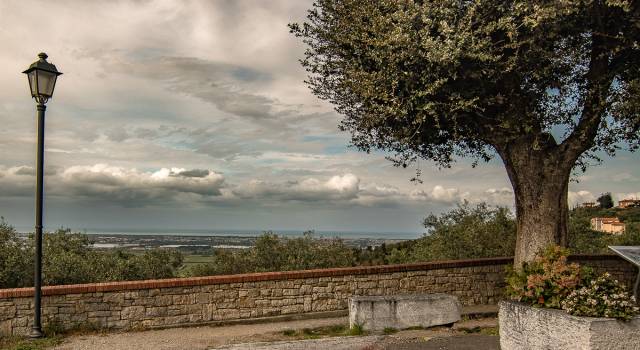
290, 0, 640, 265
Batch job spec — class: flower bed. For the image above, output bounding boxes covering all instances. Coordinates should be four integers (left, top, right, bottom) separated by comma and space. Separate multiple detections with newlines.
500, 246, 639, 349
499, 300, 640, 350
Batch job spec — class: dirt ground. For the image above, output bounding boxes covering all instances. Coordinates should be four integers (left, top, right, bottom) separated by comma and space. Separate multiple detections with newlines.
51, 316, 499, 350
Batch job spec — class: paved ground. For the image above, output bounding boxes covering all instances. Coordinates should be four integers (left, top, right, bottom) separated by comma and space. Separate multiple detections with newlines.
53, 308, 499, 350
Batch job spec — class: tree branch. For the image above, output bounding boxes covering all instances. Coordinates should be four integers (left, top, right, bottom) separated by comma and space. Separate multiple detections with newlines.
559, 7, 614, 163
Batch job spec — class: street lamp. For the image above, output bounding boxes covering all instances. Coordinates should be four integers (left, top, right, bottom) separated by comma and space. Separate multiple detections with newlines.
23, 52, 62, 338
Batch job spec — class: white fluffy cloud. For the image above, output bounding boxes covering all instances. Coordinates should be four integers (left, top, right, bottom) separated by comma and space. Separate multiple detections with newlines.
408, 185, 514, 207
233, 174, 360, 202
410, 186, 469, 204
568, 190, 596, 207
614, 192, 640, 202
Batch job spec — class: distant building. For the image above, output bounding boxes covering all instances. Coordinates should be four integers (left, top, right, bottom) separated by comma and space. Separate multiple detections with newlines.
590, 217, 626, 234
617, 199, 640, 209
580, 202, 598, 208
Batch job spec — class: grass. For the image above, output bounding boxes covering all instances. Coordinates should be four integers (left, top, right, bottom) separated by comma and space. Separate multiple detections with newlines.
181, 254, 214, 266
0, 319, 108, 350
282, 329, 296, 336
347, 323, 365, 336
480, 327, 499, 336
460, 326, 499, 336
383, 327, 398, 334
0, 336, 63, 350
281, 324, 366, 339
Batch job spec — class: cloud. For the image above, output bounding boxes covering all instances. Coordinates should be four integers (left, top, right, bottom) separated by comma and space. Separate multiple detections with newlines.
614, 192, 640, 202
408, 185, 514, 207
1, 1, 638, 233
611, 172, 639, 182
173, 169, 210, 178
568, 190, 596, 207
233, 174, 360, 202
107, 56, 279, 121
105, 127, 130, 142
0, 164, 225, 207
481, 187, 514, 206
410, 186, 469, 204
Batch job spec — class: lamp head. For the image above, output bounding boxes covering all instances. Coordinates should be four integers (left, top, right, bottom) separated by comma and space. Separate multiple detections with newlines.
23, 53, 62, 104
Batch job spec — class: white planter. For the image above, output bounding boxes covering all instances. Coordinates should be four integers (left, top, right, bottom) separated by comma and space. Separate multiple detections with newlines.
499, 300, 640, 350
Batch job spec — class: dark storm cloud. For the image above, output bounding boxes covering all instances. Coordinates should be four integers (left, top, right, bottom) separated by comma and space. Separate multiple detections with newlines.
173, 169, 210, 178
0, 165, 226, 207
109, 56, 278, 120
12, 166, 58, 176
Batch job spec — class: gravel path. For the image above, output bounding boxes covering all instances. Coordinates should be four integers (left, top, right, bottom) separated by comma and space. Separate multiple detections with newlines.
52, 313, 499, 350
212, 334, 499, 350
52, 317, 348, 350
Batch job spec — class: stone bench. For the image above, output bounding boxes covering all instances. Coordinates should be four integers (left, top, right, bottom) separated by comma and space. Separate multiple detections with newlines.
348, 294, 462, 331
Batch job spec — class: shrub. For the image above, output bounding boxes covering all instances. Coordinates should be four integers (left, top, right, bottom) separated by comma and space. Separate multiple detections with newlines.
184, 231, 355, 277
561, 273, 639, 321
0, 218, 32, 288
0, 219, 184, 288
506, 246, 587, 309
410, 202, 517, 262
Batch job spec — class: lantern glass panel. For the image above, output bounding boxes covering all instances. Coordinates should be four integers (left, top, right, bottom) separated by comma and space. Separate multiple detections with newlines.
37, 70, 58, 97
27, 70, 37, 97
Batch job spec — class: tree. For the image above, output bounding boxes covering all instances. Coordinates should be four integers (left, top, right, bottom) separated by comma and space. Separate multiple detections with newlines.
388, 202, 516, 263
185, 232, 355, 277
0, 218, 31, 288
0, 219, 185, 288
290, 1, 640, 265
597, 192, 614, 208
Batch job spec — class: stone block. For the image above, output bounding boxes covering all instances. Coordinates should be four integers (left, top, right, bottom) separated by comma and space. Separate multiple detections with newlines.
238, 298, 254, 308
499, 301, 640, 350
85, 302, 110, 312
88, 311, 111, 318
103, 293, 124, 304
146, 307, 168, 317
120, 306, 144, 320
349, 294, 461, 331
106, 319, 129, 329
13, 316, 29, 327
0, 319, 11, 336
0, 305, 16, 320
154, 295, 173, 307
12, 326, 30, 336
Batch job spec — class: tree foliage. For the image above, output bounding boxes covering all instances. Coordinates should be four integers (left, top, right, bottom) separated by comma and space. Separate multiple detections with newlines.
0, 221, 183, 289
290, 0, 640, 168
0, 218, 32, 288
387, 202, 517, 263
290, 0, 640, 264
597, 192, 614, 208
185, 232, 355, 277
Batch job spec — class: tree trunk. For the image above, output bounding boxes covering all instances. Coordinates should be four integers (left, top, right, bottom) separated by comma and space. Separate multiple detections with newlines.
497, 138, 572, 267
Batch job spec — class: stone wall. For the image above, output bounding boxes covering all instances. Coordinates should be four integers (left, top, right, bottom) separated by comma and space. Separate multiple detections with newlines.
0, 255, 635, 337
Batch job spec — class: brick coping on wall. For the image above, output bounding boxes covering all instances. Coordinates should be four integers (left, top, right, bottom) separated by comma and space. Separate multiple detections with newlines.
0, 254, 626, 299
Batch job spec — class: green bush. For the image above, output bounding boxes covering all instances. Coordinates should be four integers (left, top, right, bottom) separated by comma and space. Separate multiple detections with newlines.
561, 273, 639, 321
0, 218, 32, 288
0, 219, 184, 288
388, 202, 516, 263
184, 232, 355, 277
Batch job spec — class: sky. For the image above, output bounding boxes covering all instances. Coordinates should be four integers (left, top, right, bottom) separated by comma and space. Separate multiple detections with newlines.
0, 0, 639, 236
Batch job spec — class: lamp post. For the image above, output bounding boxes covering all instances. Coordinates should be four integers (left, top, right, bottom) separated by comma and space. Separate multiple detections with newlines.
23, 52, 62, 338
